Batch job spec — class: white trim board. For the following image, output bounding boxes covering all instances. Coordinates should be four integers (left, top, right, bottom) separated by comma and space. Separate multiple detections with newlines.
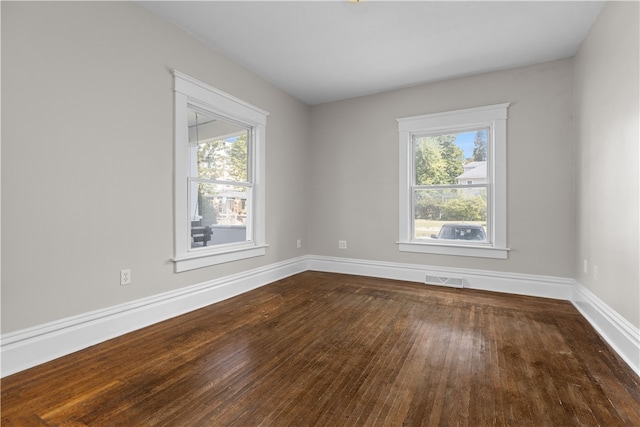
572, 281, 640, 376
307, 255, 574, 300
2, 255, 638, 378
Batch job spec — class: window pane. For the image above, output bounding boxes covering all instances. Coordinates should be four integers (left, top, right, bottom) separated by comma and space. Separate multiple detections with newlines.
413, 128, 488, 185
190, 182, 249, 248
188, 107, 248, 182
414, 187, 488, 242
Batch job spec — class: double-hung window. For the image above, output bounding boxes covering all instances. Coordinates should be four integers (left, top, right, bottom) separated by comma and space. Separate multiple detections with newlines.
397, 103, 509, 259
173, 71, 269, 272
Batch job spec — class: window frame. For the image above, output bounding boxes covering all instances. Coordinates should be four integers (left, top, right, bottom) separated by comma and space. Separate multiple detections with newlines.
397, 103, 510, 259
172, 71, 269, 272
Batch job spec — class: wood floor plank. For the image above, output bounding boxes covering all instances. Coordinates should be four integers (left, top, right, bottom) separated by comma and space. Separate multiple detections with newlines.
2, 271, 639, 426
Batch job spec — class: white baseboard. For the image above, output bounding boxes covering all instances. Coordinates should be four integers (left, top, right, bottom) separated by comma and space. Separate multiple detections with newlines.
2, 255, 637, 379
0, 256, 309, 378
308, 255, 574, 300
572, 281, 640, 377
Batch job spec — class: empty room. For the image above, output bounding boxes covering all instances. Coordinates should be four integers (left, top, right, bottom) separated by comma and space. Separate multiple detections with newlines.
2, 1, 639, 425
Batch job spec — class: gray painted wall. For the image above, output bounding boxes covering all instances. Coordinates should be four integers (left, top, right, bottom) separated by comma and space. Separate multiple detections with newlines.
2, 1, 638, 335
1, 2, 309, 332
574, 1, 639, 328
308, 59, 575, 277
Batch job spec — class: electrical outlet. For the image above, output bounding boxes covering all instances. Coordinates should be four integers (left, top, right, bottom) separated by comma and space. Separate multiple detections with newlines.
338, 240, 347, 249
583, 259, 588, 274
120, 269, 131, 285
297, 239, 302, 249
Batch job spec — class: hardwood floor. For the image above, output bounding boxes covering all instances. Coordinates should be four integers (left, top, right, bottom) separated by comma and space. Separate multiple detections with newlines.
2, 271, 639, 426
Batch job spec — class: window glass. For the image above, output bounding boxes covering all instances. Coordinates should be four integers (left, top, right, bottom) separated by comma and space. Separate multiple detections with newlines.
412, 129, 489, 243
188, 107, 252, 249
189, 108, 249, 182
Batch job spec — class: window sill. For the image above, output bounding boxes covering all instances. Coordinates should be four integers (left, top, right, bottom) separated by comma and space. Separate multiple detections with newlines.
397, 241, 509, 259
173, 243, 269, 272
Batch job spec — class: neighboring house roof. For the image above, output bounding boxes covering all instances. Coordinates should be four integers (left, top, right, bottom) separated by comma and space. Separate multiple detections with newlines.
457, 161, 487, 180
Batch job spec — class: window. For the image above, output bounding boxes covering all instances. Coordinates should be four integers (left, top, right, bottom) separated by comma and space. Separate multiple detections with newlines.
397, 104, 509, 259
173, 71, 268, 272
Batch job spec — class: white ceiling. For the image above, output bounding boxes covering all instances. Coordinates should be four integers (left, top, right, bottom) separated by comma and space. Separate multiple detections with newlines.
142, 1, 605, 105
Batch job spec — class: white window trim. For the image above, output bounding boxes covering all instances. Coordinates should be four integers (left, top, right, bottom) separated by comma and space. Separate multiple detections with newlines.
172, 71, 269, 272
397, 103, 510, 259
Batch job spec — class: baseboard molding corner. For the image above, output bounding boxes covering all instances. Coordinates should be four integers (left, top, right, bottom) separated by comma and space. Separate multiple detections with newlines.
309, 255, 638, 375
1, 256, 309, 378
571, 280, 640, 377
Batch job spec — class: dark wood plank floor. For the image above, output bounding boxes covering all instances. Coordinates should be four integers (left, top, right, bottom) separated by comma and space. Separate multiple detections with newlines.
2, 271, 639, 426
